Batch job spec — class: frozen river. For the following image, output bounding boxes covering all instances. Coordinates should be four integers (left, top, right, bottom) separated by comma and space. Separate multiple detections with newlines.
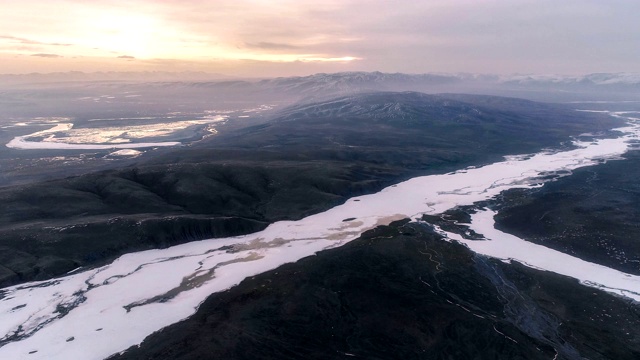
1, 111, 639, 359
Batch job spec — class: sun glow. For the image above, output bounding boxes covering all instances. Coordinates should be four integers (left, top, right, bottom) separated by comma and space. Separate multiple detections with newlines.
49, 7, 357, 63
68, 8, 196, 59
0, 1, 362, 74
84, 13, 160, 58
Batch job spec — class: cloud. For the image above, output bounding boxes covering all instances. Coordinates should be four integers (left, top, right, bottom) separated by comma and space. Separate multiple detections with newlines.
117, 55, 135, 59
296, 56, 360, 63
0, 35, 38, 44
244, 42, 300, 50
0, 35, 72, 47
31, 53, 62, 58
2, 1, 640, 75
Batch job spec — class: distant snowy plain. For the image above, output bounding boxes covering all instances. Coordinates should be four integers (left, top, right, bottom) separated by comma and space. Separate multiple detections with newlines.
1, 111, 640, 359
5, 114, 229, 150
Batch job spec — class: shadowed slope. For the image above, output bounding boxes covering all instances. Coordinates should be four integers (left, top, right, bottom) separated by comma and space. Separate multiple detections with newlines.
0, 93, 621, 286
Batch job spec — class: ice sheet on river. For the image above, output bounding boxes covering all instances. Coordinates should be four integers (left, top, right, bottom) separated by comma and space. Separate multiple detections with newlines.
1, 112, 640, 359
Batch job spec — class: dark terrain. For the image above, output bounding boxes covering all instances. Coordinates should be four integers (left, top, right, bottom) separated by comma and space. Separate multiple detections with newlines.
494, 150, 640, 275
0, 93, 620, 287
2, 73, 640, 360
111, 220, 640, 360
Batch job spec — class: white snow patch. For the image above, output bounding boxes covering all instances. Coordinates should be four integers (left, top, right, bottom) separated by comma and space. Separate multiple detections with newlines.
6, 123, 181, 150
107, 149, 143, 157
436, 210, 640, 301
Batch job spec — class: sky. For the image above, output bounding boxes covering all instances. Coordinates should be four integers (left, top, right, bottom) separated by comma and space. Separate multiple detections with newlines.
1, 0, 639, 77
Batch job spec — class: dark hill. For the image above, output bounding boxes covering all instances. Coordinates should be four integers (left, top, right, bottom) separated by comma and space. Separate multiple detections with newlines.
111, 221, 640, 360
206, 92, 617, 157
0, 93, 622, 286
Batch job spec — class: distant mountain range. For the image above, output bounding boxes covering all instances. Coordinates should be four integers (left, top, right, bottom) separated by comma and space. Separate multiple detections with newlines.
3, 70, 640, 88
3, 71, 639, 104
260, 71, 640, 87
257, 72, 640, 98
0, 71, 234, 84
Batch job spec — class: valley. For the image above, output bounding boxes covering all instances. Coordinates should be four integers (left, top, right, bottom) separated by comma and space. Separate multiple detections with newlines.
1, 73, 640, 359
